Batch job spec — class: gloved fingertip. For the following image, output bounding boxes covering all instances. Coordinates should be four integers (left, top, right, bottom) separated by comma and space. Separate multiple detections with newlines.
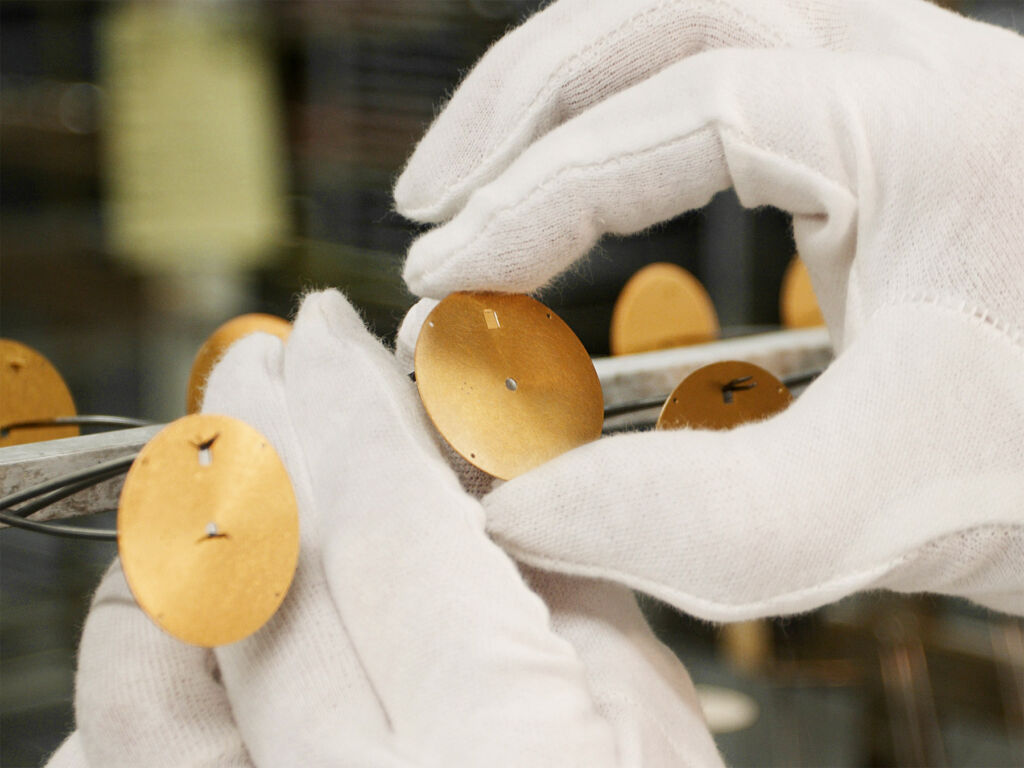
202, 331, 285, 415
394, 176, 444, 225
291, 289, 409, 385
402, 249, 452, 300
393, 151, 468, 224
395, 297, 441, 371
294, 289, 368, 339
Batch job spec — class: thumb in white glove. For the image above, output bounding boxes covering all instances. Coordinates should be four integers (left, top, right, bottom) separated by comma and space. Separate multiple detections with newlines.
394, 0, 1024, 618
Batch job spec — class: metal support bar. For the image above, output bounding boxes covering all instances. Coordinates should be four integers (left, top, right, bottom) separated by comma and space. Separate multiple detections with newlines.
597, 326, 832, 430
0, 327, 833, 524
0, 425, 161, 526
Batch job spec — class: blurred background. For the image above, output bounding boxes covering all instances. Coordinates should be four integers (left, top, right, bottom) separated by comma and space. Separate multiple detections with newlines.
2, 1, 1022, 765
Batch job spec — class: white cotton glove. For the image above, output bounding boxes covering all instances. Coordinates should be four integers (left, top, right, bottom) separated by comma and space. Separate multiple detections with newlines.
395, 301, 723, 768
207, 290, 624, 767
57, 289, 723, 768
53, 560, 253, 768
395, 0, 1024, 618
43, 732, 86, 768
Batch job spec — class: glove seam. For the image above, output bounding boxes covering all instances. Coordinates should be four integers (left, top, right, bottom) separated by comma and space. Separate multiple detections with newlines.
402, 0, 788, 220
874, 292, 1024, 352
497, 522, 1022, 621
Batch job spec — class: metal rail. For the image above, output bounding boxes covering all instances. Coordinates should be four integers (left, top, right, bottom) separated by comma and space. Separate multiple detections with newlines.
0, 327, 833, 525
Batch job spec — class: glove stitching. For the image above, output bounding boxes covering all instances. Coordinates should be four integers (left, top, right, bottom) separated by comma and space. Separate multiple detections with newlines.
404, 0, 788, 220
419, 122, 852, 288
502, 544, 893, 619
876, 292, 1024, 352
497, 522, 1023, 621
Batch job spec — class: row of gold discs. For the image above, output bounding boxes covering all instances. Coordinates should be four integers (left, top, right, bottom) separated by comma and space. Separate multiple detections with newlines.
1, 322, 299, 649
0, 313, 292, 450
415, 293, 798, 481
611, 257, 824, 355
2, 268, 819, 648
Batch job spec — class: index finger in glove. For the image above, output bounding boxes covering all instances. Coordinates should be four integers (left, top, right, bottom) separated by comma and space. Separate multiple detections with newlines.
402, 48, 865, 309
393, 0, 942, 223
283, 291, 618, 766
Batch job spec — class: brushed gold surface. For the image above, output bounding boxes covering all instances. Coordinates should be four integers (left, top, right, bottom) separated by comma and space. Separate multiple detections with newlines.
187, 314, 291, 414
118, 414, 299, 647
657, 361, 793, 431
0, 340, 79, 447
780, 257, 825, 329
415, 293, 603, 480
610, 263, 719, 356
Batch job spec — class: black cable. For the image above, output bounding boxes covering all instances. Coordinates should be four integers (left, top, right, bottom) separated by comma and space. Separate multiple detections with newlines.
0, 509, 118, 541
2, 368, 828, 539
0, 455, 136, 511
9, 466, 131, 519
0, 455, 135, 541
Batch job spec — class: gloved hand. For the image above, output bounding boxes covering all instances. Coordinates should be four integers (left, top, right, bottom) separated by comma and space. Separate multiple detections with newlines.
61, 560, 254, 768
394, 0, 1024, 618
394, 300, 722, 767
54, 290, 723, 768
